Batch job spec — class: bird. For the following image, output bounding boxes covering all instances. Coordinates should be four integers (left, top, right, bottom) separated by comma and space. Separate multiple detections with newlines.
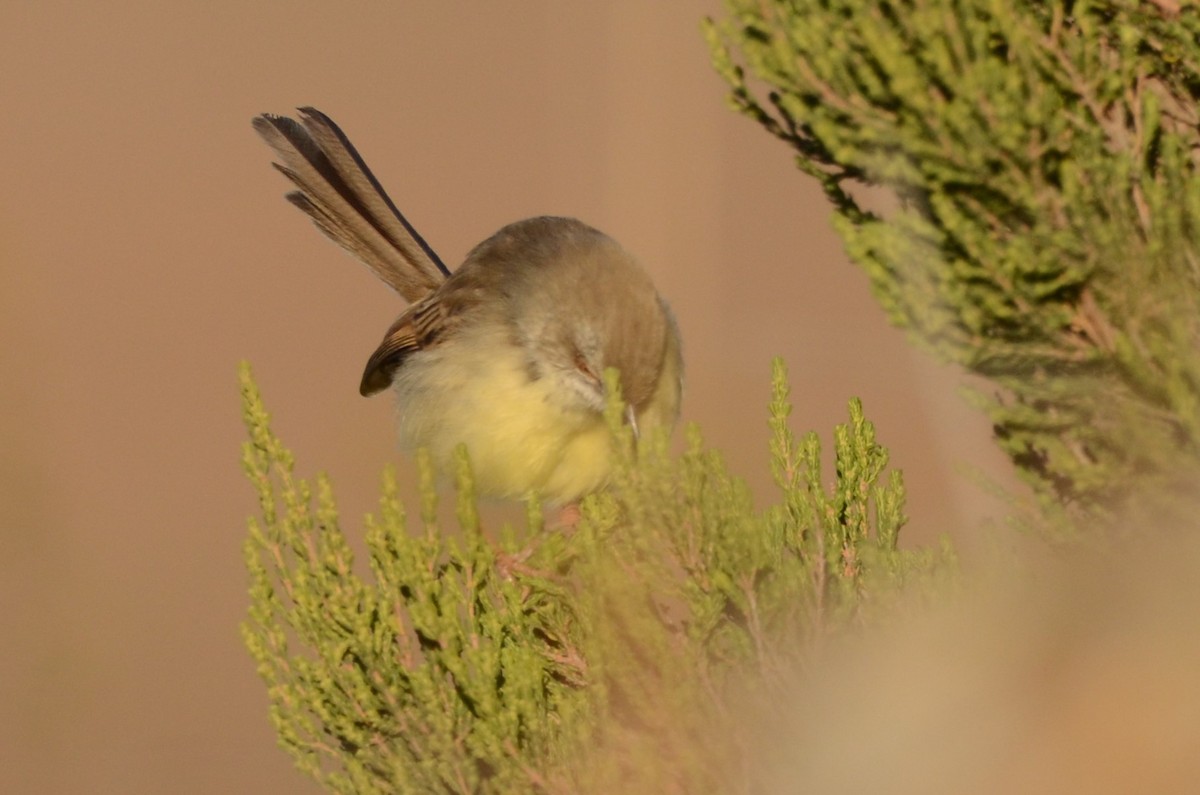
252, 107, 682, 504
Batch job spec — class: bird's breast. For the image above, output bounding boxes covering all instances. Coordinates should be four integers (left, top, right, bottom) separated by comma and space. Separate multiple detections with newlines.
389, 328, 615, 503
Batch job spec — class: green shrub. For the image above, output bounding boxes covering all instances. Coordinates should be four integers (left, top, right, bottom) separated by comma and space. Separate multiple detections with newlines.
705, 0, 1200, 529
239, 360, 951, 793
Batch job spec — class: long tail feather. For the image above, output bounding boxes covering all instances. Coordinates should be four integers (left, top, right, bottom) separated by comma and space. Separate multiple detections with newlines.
253, 108, 450, 302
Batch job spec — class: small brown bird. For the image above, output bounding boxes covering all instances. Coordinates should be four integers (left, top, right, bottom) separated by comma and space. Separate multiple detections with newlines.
253, 108, 682, 502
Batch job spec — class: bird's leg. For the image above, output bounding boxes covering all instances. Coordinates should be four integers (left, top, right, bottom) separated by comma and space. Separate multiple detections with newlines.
555, 501, 583, 529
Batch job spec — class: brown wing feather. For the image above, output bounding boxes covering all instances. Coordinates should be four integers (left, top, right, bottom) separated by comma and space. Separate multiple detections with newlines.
359, 319, 418, 396
357, 265, 498, 395
359, 294, 455, 395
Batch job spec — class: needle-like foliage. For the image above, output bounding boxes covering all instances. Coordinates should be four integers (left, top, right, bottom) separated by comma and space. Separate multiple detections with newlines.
706, 0, 1200, 530
239, 361, 951, 793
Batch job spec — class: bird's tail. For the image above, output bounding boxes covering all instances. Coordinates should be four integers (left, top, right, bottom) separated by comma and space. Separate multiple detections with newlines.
253, 107, 450, 303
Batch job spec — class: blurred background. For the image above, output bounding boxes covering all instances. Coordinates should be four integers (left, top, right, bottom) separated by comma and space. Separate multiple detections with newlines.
1, 2, 1016, 792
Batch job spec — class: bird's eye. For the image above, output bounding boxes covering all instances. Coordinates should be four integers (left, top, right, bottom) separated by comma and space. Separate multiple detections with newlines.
573, 350, 599, 384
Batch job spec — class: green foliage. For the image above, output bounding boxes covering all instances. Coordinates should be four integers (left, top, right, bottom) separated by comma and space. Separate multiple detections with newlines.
705, 0, 1200, 528
239, 360, 952, 793
240, 366, 591, 793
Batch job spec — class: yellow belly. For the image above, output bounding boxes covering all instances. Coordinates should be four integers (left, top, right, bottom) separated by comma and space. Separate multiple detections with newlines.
389, 333, 616, 503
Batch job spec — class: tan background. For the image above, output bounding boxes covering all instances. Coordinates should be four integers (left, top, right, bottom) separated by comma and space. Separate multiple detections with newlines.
1, 3, 1015, 792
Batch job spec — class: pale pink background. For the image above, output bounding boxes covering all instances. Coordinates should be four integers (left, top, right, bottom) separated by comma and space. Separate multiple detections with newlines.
1, 3, 1014, 792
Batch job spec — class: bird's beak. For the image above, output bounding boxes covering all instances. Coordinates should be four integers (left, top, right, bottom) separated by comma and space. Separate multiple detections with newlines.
624, 403, 640, 439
